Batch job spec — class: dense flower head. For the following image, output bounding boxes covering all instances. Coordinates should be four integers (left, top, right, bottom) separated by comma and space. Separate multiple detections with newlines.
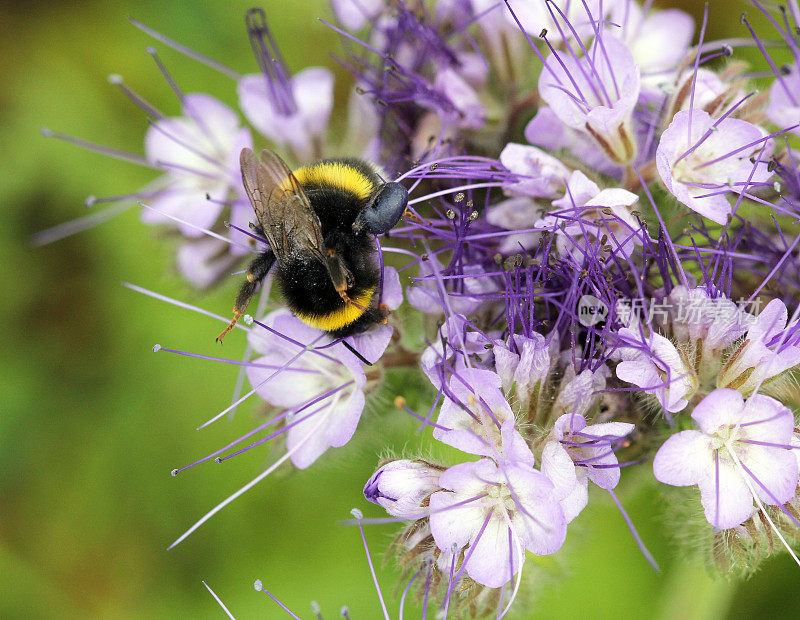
47, 0, 800, 615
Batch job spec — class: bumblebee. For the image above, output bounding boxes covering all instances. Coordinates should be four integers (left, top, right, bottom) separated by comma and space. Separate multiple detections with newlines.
216, 148, 409, 351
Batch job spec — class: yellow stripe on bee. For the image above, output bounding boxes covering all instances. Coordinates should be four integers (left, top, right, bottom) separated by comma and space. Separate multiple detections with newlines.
290, 162, 375, 201
294, 287, 375, 332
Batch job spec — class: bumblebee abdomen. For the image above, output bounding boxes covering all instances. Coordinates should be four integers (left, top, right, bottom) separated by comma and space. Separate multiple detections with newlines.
277, 254, 379, 335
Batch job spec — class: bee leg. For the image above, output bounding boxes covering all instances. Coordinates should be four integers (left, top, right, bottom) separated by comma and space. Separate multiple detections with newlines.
216, 250, 276, 343
325, 248, 364, 308
378, 302, 390, 324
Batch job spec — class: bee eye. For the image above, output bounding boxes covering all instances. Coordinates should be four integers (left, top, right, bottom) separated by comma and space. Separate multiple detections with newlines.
353, 182, 409, 235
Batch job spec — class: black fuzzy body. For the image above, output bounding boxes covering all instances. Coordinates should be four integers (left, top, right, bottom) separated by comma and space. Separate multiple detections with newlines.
276, 158, 385, 338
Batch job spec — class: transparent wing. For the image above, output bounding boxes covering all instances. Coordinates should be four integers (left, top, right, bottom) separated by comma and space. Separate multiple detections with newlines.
239, 147, 325, 263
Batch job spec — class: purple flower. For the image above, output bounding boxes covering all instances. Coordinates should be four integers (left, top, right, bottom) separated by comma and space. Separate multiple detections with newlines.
331, 0, 385, 31
524, 107, 621, 177
363, 459, 443, 519
434, 366, 519, 459
243, 265, 401, 469
176, 237, 240, 289
615, 327, 697, 413
429, 458, 566, 588
673, 68, 734, 115
612, 2, 694, 95
505, 0, 609, 41
142, 93, 252, 235
541, 413, 635, 522
485, 196, 543, 253
536, 171, 642, 258
493, 332, 556, 412
343, 87, 381, 161
653, 389, 798, 529
499, 143, 570, 198
656, 109, 773, 225
539, 34, 641, 163
550, 363, 609, 420
237, 10, 333, 161
407, 255, 497, 316
664, 285, 752, 352
766, 65, 800, 135
238, 67, 334, 162
244, 309, 369, 468
421, 315, 493, 389
718, 299, 800, 394
433, 67, 486, 130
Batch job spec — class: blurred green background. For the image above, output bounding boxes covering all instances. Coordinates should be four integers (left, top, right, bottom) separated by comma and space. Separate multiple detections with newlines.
2, 0, 799, 618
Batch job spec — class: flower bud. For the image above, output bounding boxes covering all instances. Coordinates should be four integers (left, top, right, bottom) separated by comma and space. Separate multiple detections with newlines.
363, 459, 444, 519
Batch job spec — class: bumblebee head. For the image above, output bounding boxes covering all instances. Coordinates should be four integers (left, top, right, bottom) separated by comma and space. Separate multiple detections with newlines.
352, 182, 409, 235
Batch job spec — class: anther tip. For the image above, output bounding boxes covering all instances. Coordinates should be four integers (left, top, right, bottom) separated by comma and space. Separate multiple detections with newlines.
394, 395, 406, 409
170, 468, 179, 477
253, 579, 263, 591
108, 74, 123, 84
153, 344, 162, 352
222, 220, 231, 228
40, 127, 53, 137
310, 601, 321, 613
340, 607, 350, 617
350, 508, 363, 519
146, 46, 157, 56
214, 457, 222, 464
85, 195, 96, 207
243, 314, 254, 326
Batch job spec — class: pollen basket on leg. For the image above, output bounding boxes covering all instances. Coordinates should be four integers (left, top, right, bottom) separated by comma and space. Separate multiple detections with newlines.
294, 287, 376, 332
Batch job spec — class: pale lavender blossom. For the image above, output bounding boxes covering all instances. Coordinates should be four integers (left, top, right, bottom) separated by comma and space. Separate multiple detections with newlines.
550, 362, 609, 419
493, 332, 557, 411
612, 2, 694, 94
331, 0, 385, 31
542, 413, 635, 522
237, 10, 334, 161
433, 365, 520, 459
243, 267, 402, 468
653, 389, 798, 529
420, 315, 494, 389
664, 285, 752, 353
429, 457, 567, 588
245, 309, 369, 469
535, 170, 642, 258
766, 66, 800, 136
485, 196, 543, 253
499, 143, 570, 198
142, 93, 252, 236
524, 106, 621, 177
718, 299, 800, 394
656, 109, 773, 225
673, 68, 732, 114
176, 237, 241, 289
238, 67, 334, 162
615, 327, 697, 413
505, 0, 610, 41
433, 67, 487, 130
539, 34, 641, 163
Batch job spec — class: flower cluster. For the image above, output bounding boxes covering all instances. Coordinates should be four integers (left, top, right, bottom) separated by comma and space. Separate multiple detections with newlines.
51, 0, 800, 616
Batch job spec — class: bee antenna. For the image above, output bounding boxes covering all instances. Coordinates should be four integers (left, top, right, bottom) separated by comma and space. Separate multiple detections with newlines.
341, 340, 372, 366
